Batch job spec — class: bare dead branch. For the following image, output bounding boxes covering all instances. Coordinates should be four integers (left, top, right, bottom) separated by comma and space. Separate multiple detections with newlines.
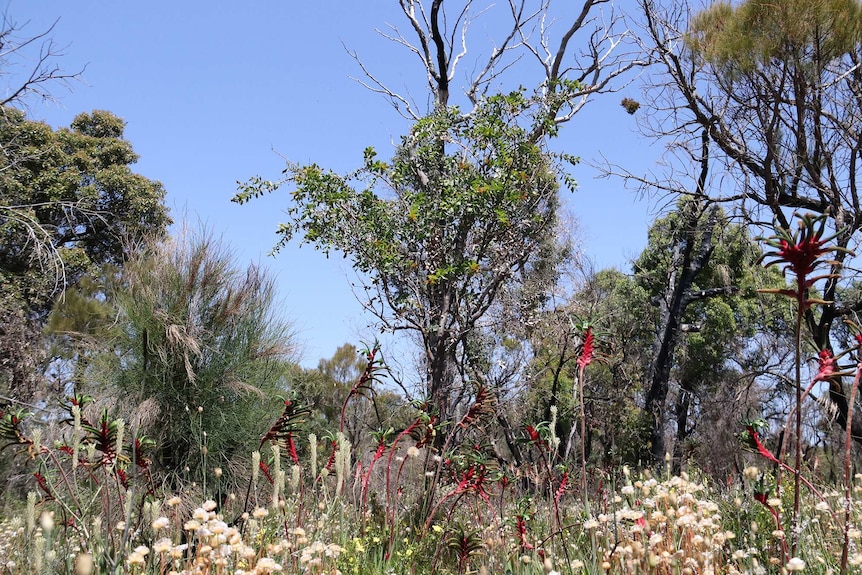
466, 0, 539, 105
346, 1, 644, 134
0, 17, 84, 109
345, 44, 423, 120
397, 0, 439, 94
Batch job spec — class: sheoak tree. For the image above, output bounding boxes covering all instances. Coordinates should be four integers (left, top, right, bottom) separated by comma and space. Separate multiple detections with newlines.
52, 230, 295, 486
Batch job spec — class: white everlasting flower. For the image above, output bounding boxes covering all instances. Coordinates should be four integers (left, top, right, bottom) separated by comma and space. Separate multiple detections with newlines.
151, 516, 170, 531
210, 520, 228, 535
39, 511, 54, 532
255, 557, 283, 572
152, 538, 172, 554
125, 552, 145, 566
786, 557, 805, 571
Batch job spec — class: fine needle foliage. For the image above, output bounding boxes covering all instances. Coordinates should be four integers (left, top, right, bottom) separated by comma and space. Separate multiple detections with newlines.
52, 227, 297, 492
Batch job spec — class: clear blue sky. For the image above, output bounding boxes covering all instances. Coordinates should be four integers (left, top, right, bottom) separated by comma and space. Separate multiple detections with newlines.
13, 1, 658, 366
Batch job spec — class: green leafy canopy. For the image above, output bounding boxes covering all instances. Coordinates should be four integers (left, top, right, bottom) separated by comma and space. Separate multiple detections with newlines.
0, 107, 170, 319
235, 92, 574, 295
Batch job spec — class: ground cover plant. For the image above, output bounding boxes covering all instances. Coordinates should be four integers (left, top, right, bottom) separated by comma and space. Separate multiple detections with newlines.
4, 387, 862, 575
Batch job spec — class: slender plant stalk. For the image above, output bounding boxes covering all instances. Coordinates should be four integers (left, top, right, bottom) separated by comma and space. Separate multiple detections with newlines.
841, 351, 862, 575
575, 325, 594, 508
757, 214, 848, 557
577, 363, 588, 505
792, 302, 803, 557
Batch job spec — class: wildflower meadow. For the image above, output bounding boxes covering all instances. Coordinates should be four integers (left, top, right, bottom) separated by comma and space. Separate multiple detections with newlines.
2, 214, 862, 575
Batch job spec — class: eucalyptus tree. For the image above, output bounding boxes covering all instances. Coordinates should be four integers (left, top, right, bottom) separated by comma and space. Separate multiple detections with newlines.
634, 199, 784, 469
236, 0, 644, 433
0, 110, 170, 316
523, 200, 782, 473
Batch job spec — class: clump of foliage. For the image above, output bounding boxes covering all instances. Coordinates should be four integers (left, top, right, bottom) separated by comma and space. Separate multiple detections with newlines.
51, 229, 295, 490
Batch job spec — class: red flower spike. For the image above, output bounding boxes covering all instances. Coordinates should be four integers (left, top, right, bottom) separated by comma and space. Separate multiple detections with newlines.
259, 460, 274, 484
116, 468, 129, 489
324, 439, 338, 472
373, 441, 386, 460
524, 424, 549, 451
775, 235, 828, 283
261, 400, 308, 443
286, 435, 300, 466
758, 213, 853, 309
745, 426, 780, 464
34, 472, 54, 500
555, 471, 569, 505
515, 516, 535, 550
577, 326, 595, 369
814, 349, 838, 382
458, 386, 492, 429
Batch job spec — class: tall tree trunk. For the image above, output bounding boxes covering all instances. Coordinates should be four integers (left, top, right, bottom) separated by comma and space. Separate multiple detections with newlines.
672, 379, 694, 474
644, 250, 685, 466
426, 329, 457, 439
644, 203, 728, 467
